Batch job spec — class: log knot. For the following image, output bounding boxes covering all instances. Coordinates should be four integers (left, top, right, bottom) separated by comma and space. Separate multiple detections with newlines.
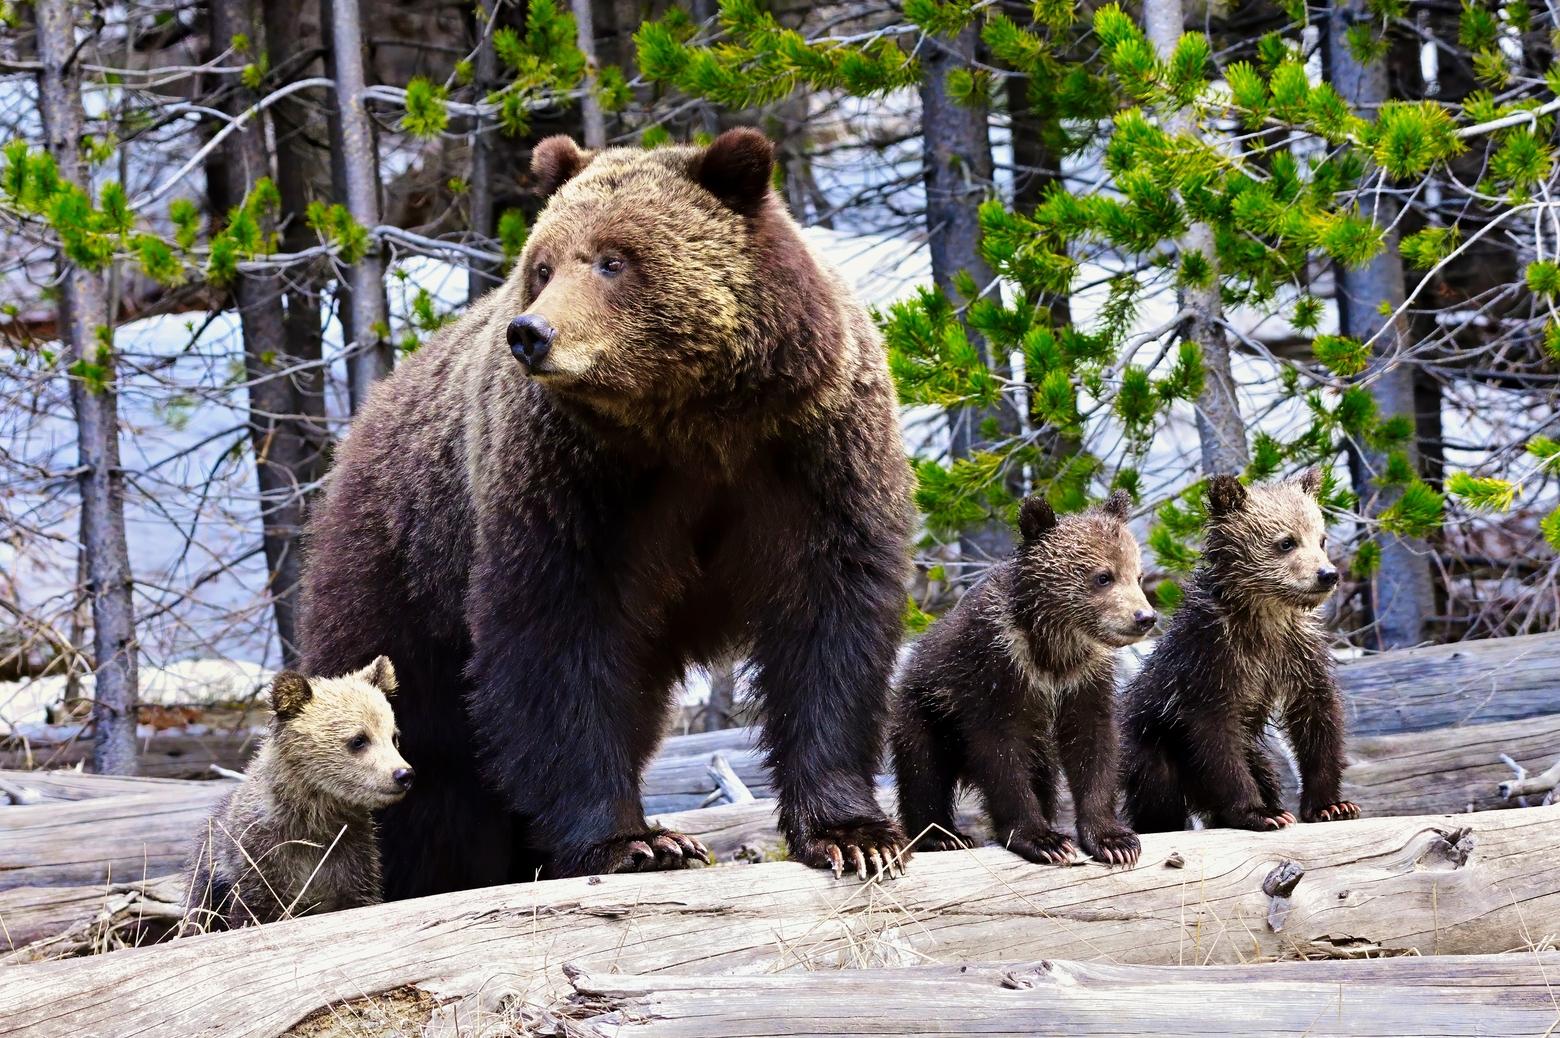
1263, 859, 1305, 932
1415, 826, 1475, 870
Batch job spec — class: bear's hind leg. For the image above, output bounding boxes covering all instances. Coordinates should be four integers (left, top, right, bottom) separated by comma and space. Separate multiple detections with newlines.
1123, 744, 1187, 834
892, 695, 969, 852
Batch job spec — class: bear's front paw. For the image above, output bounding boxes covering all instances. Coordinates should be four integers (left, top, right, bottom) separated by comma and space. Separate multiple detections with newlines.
795, 819, 909, 880
909, 825, 973, 853
1217, 807, 1293, 832
999, 825, 1077, 865
1078, 824, 1141, 867
1301, 800, 1360, 823
584, 829, 711, 875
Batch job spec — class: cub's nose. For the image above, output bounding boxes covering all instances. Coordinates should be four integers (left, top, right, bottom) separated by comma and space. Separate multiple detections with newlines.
393, 767, 415, 791
507, 314, 555, 368
1133, 609, 1158, 632
1317, 567, 1339, 588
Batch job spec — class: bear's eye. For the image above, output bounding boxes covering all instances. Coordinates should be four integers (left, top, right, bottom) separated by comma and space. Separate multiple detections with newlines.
1319, 534, 1327, 549
1277, 536, 1297, 553
347, 733, 370, 754
536, 264, 552, 286
1093, 571, 1113, 587
597, 255, 626, 277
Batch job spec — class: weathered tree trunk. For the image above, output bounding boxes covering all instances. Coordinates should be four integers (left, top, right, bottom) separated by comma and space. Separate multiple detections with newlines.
323, 0, 392, 410
210, 0, 318, 665
699, 660, 738, 732
571, 0, 607, 148
466, 2, 500, 303
1325, 0, 1436, 650
34, 0, 139, 776
920, 23, 1011, 571
1143, 0, 1247, 476
3, 807, 1556, 1033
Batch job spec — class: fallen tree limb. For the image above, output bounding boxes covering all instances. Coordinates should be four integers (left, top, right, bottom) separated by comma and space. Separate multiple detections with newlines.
2, 806, 1557, 1037
559, 954, 1560, 1038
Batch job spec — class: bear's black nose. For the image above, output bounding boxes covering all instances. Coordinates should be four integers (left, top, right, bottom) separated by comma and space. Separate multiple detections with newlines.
507, 314, 556, 368
1316, 567, 1339, 588
1133, 609, 1158, 631
393, 767, 415, 791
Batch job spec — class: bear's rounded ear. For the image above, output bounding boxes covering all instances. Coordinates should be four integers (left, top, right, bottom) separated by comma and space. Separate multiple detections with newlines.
532, 135, 591, 198
1296, 466, 1324, 498
695, 127, 774, 217
355, 655, 398, 697
270, 671, 312, 722
1018, 495, 1057, 542
1205, 475, 1248, 519
1102, 489, 1132, 520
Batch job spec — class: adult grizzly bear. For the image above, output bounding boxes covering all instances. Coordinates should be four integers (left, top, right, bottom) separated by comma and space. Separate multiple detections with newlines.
300, 129, 913, 897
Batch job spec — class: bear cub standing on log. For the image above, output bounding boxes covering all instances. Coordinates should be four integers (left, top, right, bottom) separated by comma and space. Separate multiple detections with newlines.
183, 658, 413, 929
1121, 470, 1361, 833
893, 491, 1154, 866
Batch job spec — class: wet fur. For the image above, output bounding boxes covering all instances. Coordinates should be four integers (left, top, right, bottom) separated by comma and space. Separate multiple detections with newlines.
300, 131, 913, 895
183, 660, 408, 929
893, 492, 1151, 866
1121, 472, 1357, 833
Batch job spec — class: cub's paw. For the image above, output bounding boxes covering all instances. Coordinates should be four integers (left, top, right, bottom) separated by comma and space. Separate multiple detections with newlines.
585, 829, 711, 875
1000, 825, 1077, 865
1219, 808, 1292, 832
1302, 800, 1360, 823
795, 819, 909, 881
1078, 825, 1141, 867
910, 826, 973, 853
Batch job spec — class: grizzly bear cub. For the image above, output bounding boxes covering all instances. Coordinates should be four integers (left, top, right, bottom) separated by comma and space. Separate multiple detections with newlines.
893, 491, 1155, 866
1121, 470, 1361, 833
183, 657, 413, 930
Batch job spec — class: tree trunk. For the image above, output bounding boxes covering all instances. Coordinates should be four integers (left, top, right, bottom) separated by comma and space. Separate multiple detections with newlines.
323, 0, 392, 411
466, 2, 500, 303
34, 0, 139, 776
210, 0, 318, 665
1142, 0, 1247, 477
1325, 0, 1436, 650
567, 955, 1560, 1037
3, 806, 1556, 1033
571, 0, 607, 148
700, 660, 738, 732
920, 24, 1011, 572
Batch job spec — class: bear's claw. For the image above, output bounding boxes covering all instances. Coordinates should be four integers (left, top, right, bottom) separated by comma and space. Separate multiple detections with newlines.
1079, 825, 1141, 868
912, 827, 972, 853
594, 828, 711, 874
1003, 826, 1077, 865
796, 820, 909, 881
1302, 800, 1360, 823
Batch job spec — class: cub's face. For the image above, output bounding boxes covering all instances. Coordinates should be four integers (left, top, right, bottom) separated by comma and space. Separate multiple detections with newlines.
270, 657, 413, 810
505, 131, 775, 412
1016, 491, 1157, 648
1205, 470, 1339, 608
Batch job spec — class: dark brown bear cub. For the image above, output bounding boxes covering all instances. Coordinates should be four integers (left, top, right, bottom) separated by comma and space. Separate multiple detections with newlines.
301, 128, 912, 894
893, 491, 1154, 866
1122, 470, 1361, 833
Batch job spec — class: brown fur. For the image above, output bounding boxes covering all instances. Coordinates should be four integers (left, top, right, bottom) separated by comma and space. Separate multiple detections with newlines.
1121, 471, 1360, 833
299, 129, 913, 893
893, 491, 1154, 866
183, 658, 411, 929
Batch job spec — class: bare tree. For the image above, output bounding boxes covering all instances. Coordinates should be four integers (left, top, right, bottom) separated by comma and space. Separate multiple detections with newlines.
210, 0, 321, 664
920, 22, 1011, 571
34, 0, 139, 773
324, 0, 392, 411
1143, 0, 1247, 476
1325, 0, 1435, 649
572, 0, 607, 149
467, 1, 501, 304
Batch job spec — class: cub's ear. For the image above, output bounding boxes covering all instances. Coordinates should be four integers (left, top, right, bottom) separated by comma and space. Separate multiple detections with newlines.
1102, 489, 1132, 520
355, 655, 398, 696
695, 127, 774, 217
532, 135, 591, 198
1296, 466, 1324, 498
1018, 495, 1058, 542
270, 671, 313, 721
1205, 475, 1248, 519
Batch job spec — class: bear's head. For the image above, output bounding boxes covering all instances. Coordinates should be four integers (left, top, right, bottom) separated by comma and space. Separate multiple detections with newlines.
503, 129, 838, 432
268, 656, 414, 811
1202, 469, 1339, 609
1013, 490, 1157, 648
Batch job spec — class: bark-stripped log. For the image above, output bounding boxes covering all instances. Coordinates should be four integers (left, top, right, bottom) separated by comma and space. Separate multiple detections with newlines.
1, 807, 1557, 1035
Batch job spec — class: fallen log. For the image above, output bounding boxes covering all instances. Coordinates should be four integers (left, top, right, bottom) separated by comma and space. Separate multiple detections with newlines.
1, 806, 1557, 1037
559, 954, 1560, 1038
